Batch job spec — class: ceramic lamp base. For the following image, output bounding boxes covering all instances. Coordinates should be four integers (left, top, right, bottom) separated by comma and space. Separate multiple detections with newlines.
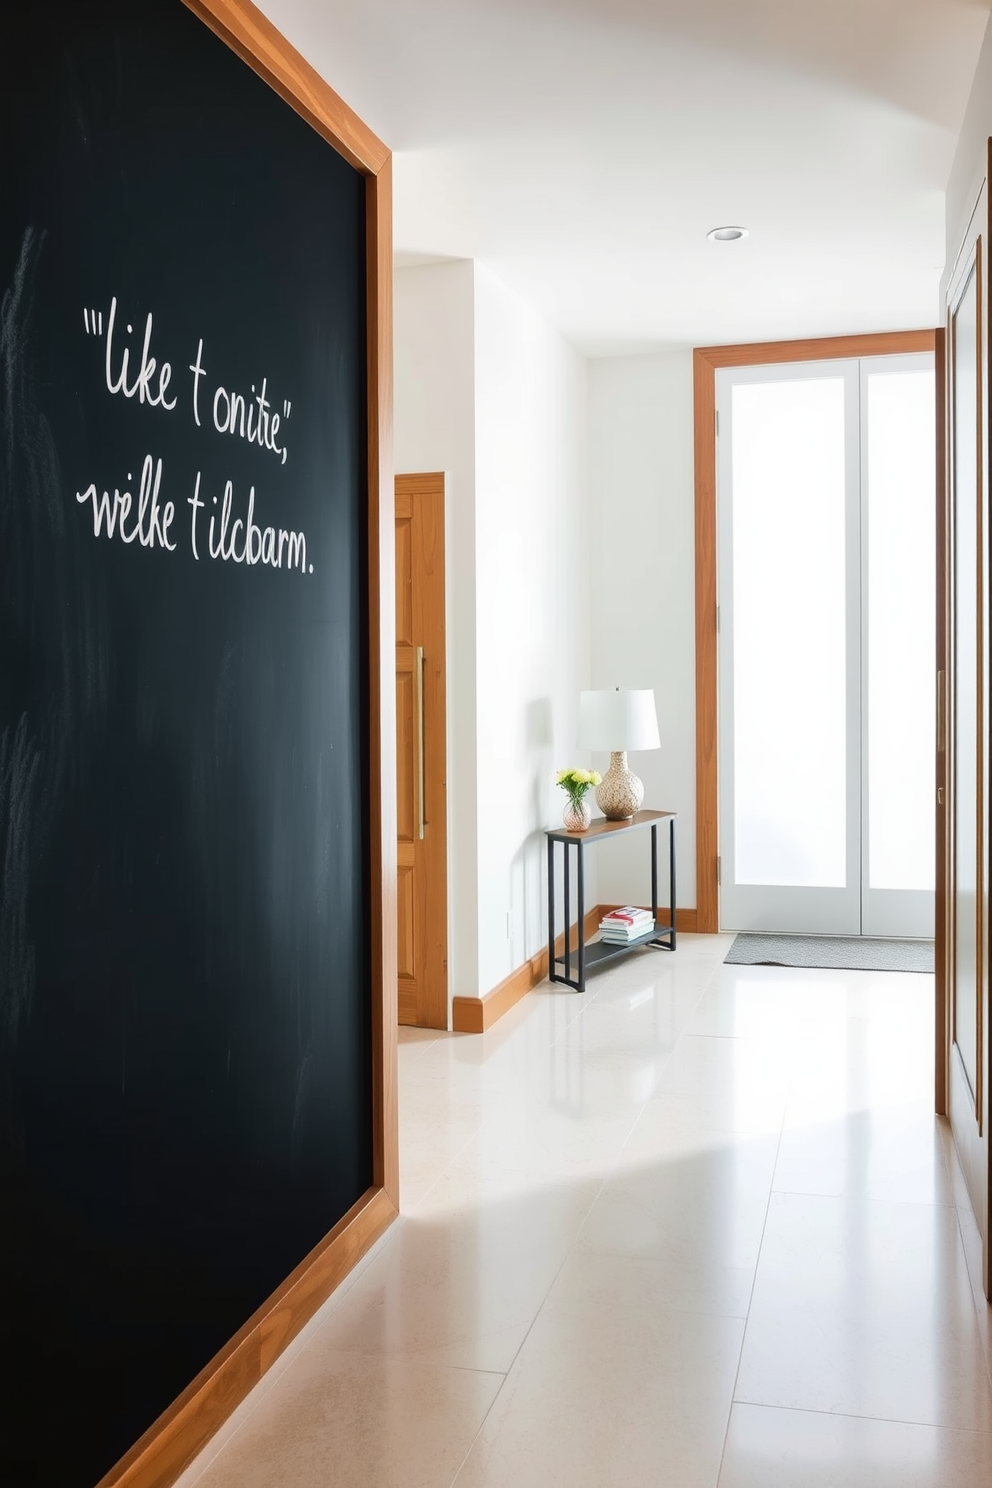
595, 751, 644, 820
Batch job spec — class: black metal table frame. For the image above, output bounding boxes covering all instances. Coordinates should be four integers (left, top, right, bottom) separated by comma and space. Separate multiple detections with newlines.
546, 812, 676, 993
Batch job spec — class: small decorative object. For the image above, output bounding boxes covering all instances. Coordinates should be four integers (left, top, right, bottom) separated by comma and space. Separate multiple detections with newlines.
577, 687, 661, 820
556, 767, 602, 832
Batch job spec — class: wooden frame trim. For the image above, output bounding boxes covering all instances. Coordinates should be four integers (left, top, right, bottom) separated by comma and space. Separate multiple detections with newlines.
942, 166, 992, 1299
935, 325, 949, 1116
693, 329, 938, 934
976, 232, 987, 1137
368, 153, 399, 1206
98, 5, 397, 1486
452, 906, 699, 1033
183, 0, 389, 172
396, 472, 447, 494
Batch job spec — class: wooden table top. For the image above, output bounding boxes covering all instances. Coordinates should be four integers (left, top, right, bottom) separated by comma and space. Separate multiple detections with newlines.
546, 808, 676, 843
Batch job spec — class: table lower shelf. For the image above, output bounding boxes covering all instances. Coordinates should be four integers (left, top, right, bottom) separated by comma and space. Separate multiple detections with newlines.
551, 920, 675, 986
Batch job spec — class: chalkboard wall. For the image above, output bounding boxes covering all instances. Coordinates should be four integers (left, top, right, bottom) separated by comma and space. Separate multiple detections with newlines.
0, 4, 373, 1483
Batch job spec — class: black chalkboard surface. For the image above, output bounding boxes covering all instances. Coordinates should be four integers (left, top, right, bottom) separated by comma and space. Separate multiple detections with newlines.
0, 4, 372, 1483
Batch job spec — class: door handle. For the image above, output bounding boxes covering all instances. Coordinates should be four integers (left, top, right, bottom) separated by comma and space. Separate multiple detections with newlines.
416, 645, 426, 840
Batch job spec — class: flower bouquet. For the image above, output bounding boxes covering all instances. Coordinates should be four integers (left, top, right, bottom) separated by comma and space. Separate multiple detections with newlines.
556, 767, 602, 832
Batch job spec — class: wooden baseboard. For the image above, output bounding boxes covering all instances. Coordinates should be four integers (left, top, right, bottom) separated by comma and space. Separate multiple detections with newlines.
452, 904, 700, 1033
452, 905, 601, 1033
98, 1186, 397, 1488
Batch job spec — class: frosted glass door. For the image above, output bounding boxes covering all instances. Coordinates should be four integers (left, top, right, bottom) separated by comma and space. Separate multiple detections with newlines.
717, 362, 862, 934
717, 354, 935, 937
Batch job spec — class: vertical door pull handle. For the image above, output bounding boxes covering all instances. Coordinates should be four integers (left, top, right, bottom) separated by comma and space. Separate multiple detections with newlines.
416, 646, 426, 840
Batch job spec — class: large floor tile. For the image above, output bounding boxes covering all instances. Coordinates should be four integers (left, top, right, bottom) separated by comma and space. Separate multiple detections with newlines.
180, 1349, 503, 1488
397, 1025, 443, 1057
736, 1192, 992, 1431
555, 1000, 682, 1082
688, 966, 934, 1041
686, 968, 847, 1042
548, 1239, 755, 1319
635, 1033, 791, 1136
584, 1139, 778, 1272
397, 1145, 466, 1213
718, 1402, 992, 1488
398, 1106, 481, 1210
451, 1097, 644, 1179
772, 1102, 954, 1207
784, 1015, 935, 1123
314, 1177, 599, 1371
452, 1304, 746, 1488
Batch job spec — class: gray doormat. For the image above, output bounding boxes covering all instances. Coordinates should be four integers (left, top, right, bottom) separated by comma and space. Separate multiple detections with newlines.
725, 933, 934, 973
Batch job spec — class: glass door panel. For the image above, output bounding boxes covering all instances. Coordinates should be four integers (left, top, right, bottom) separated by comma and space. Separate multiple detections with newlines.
732, 377, 848, 885
862, 360, 936, 937
717, 361, 861, 933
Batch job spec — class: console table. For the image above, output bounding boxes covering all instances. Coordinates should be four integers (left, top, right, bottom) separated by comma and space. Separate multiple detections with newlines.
546, 809, 677, 993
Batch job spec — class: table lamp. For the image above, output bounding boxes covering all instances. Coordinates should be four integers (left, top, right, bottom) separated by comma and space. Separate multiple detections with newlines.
577, 688, 660, 820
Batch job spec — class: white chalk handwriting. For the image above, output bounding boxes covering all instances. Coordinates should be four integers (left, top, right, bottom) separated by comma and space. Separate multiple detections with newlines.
189, 472, 312, 573
75, 455, 177, 551
82, 299, 292, 465
75, 299, 310, 575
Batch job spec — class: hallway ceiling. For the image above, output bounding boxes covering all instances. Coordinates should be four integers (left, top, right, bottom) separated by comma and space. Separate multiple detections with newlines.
258, 0, 990, 352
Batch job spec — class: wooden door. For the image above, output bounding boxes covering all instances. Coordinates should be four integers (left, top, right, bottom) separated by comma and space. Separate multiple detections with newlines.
941, 155, 991, 1298
395, 473, 448, 1028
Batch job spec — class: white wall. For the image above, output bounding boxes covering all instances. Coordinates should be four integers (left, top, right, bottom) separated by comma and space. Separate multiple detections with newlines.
944, 13, 992, 288
473, 264, 591, 992
395, 259, 591, 1004
393, 260, 478, 999
586, 351, 697, 911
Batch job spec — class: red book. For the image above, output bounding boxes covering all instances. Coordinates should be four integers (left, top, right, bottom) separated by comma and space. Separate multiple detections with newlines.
600, 906, 651, 926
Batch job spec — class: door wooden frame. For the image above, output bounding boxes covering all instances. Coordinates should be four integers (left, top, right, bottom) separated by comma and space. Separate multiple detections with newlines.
936, 325, 949, 1116
100, 4, 398, 1485
942, 167, 992, 1299
693, 328, 937, 936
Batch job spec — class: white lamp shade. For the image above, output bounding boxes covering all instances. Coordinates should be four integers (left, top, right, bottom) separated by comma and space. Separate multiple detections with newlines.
577, 689, 660, 752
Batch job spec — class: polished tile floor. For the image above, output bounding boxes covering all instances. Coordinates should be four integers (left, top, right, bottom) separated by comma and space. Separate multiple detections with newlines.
177, 935, 992, 1488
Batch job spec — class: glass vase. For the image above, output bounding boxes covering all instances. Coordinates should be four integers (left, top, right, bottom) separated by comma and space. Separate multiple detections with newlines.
563, 796, 592, 832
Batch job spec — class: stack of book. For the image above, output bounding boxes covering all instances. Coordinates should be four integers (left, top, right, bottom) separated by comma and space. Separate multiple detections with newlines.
599, 906, 655, 943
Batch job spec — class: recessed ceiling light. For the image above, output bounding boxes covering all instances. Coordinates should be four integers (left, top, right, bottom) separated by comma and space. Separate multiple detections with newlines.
707, 226, 748, 242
